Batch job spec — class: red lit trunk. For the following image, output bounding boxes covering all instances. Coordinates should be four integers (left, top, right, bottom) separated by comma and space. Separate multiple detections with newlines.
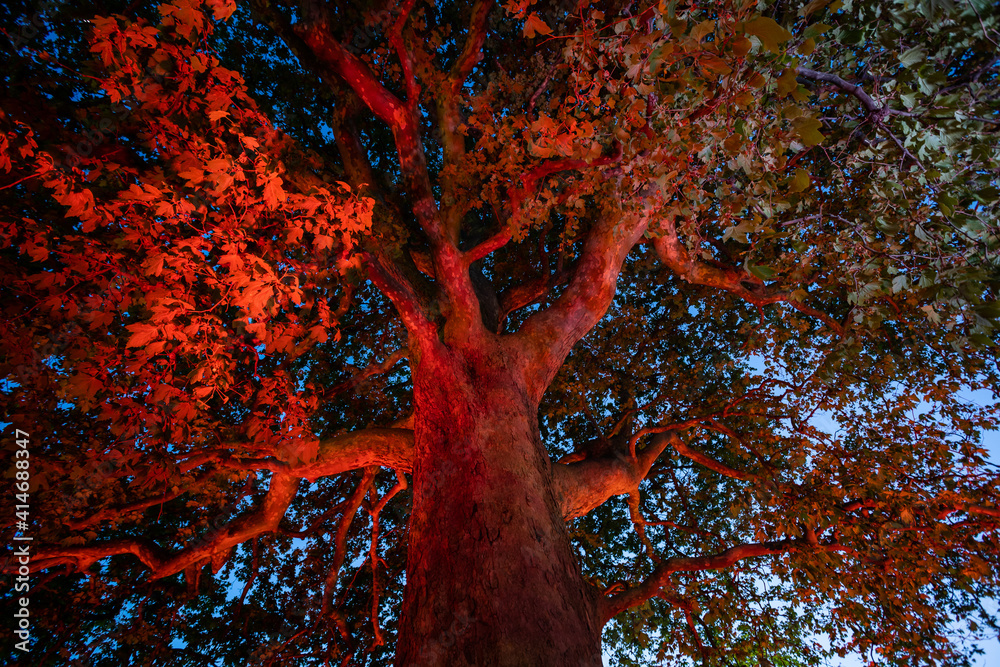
394, 342, 602, 666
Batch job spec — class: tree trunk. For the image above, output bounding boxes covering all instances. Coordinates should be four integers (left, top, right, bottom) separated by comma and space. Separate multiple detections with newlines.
394, 341, 603, 666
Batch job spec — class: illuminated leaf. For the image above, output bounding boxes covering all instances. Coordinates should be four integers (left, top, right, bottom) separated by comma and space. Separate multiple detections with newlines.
523, 12, 552, 38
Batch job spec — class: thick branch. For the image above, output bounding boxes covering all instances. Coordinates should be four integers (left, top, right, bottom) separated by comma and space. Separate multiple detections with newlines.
795, 66, 924, 168
464, 227, 512, 264
651, 223, 845, 336
364, 252, 437, 341
390, 0, 421, 108
795, 67, 891, 117
14, 428, 414, 578
292, 428, 414, 482
552, 431, 679, 520
64, 469, 216, 531
295, 25, 405, 128
321, 347, 407, 401
23, 472, 300, 580
599, 537, 849, 622
321, 469, 376, 642
967, 505, 1000, 519
245, 6, 445, 340
437, 0, 493, 207
466, 149, 623, 266
293, 23, 433, 235
652, 231, 773, 301
329, 98, 377, 192
668, 438, 759, 483
553, 424, 758, 520
450, 0, 493, 91
496, 268, 571, 326
515, 205, 650, 401
294, 23, 482, 338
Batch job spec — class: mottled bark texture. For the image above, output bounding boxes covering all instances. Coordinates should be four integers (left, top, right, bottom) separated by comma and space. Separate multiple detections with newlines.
395, 342, 603, 666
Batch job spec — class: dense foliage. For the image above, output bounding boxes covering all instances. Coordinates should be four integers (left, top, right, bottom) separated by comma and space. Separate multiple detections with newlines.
2, 0, 999, 665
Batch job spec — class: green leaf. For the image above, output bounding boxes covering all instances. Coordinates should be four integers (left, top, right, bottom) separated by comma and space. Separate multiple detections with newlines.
899, 46, 926, 68
937, 193, 957, 217
792, 116, 825, 146
975, 301, 1000, 320
803, 23, 832, 39
649, 44, 670, 75
838, 27, 865, 45
969, 333, 996, 347
744, 17, 793, 54
975, 186, 999, 203
788, 168, 810, 193
777, 67, 799, 96
801, 0, 832, 17
747, 264, 777, 280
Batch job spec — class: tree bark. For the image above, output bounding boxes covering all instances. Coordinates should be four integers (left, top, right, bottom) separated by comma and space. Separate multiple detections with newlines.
395, 339, 603, 666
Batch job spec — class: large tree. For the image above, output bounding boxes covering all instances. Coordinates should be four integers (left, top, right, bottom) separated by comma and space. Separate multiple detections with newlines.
2, 0, 1000, 664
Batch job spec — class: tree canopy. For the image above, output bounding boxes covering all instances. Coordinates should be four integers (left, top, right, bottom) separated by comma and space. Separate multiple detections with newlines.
2, 0, 1000, 665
